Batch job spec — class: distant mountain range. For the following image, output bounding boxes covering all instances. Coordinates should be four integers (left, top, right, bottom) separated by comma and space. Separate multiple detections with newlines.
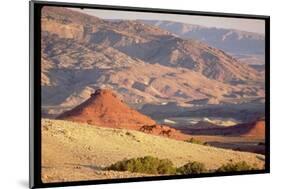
140, 20, 265, 66
41, 7, 265, 117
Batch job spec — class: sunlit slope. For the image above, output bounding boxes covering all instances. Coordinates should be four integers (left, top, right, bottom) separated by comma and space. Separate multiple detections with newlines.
42, 119, 265, 182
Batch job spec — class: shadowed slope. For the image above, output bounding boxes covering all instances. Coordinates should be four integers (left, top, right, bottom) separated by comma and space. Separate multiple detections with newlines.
183, 120, 265, 138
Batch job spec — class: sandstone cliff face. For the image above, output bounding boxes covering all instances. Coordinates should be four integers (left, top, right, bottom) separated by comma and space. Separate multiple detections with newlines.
41, 7, 265, 117
41, 7, 262, 82
141, 20, 265, 58
42, 19, 84, 40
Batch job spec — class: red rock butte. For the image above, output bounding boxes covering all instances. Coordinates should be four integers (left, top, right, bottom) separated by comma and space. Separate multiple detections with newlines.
57, 89, 156, 129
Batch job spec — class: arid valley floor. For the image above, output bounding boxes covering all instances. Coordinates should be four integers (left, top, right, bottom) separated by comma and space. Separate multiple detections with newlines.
40, 6, 266, 183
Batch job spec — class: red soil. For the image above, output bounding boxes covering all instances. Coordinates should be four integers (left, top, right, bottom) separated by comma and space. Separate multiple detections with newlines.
58, 89, 155, 129
240, 120, 265, 137
57, 89, 188, 140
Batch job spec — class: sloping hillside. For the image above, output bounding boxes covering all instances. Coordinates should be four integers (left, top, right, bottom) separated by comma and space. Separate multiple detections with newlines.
141, 20, 265, 61
58, 89, 156, 128
182, 120, 265, 137
42, 119, 265, 182
42, 7, 261, 82
41, 7, 264, 117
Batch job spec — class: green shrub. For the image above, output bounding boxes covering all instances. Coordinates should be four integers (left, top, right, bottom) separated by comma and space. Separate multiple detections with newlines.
105, 156, 176, 174
106, 156, 258, 175
176, 161, 206, 174
185, 138, 209, 146
216, 161, 258, 172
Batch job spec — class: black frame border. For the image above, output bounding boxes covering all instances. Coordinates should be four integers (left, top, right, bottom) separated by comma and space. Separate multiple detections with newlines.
29, 1, 270, 188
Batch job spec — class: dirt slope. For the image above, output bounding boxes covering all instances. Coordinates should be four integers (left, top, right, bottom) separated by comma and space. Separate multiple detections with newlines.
41, 7, 265, 117
42, 119, 265, 183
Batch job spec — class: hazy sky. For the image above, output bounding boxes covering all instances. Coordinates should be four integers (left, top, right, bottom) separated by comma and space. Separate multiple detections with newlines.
72, 8, 265, 34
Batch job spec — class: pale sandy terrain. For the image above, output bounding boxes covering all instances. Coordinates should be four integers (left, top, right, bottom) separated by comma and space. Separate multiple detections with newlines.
42, 119, 265, 183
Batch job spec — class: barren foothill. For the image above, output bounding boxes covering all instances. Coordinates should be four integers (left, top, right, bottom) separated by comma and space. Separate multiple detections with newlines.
42, 119, 265, 182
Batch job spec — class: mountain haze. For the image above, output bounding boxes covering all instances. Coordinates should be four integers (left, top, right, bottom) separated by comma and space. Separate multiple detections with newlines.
41, 7, 264, 117
141, 20, 265, 66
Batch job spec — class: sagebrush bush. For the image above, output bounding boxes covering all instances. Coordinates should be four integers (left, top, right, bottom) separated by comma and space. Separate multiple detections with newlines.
106, 156, 257, 175
176, 161, 206, 174
105, 156, 176, 174
216, 161, 258, 172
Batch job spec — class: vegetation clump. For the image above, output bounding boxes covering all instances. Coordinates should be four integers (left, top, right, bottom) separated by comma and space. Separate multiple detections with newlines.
106, 157, 259, 175
106, 156, 207, 175
176, 161, 207, 174
105, 156, 176, 174
216, 161, 259, 172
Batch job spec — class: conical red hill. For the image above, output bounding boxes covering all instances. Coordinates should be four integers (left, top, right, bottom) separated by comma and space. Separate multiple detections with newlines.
57, 89, 156, 129
239, 120, 265, 137
220, 119, 265, 137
